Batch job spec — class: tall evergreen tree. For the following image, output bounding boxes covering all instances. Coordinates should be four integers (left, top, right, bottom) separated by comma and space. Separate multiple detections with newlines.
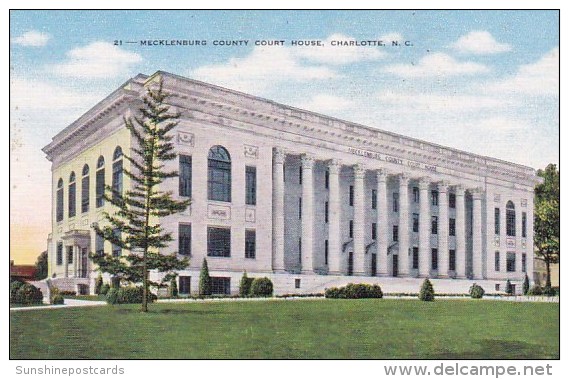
534, 164, 559, 289
92, 79, 190, 312
34, 250, 48, 280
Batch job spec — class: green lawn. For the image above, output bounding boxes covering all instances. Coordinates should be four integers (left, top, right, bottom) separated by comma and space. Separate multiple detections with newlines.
10, 299, 559, 359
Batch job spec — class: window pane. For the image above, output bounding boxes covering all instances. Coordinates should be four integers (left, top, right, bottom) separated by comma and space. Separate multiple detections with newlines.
245, 166, 256, 205
81, 175, 89, 213
179, 276, 191, 294
179, 224, 191, 256
56, 187, 64, 222
179, 155, 192, 197
112, 160, 123, 201
96, 169, 105, 207
207, 227, 231, 257
68, 182, 76, 218
245, 230, 256, 259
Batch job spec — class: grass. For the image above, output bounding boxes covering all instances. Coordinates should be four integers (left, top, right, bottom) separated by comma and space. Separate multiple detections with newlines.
10, 299, 558, 359
62, 295, 106, 301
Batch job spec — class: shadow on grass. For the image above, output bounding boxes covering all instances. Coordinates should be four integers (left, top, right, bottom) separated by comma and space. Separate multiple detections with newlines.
112, 307, 225, 315
426, 339, 558, 359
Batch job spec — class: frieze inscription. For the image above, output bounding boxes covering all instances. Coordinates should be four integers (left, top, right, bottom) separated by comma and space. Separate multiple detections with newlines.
347, 147, 437, 172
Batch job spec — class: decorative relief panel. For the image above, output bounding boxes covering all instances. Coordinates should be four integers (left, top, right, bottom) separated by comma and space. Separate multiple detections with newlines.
494, 194, 501, 203
207, 204, 231, 220
245, 208, 256, 223
177, 131, 195, 146
243, 145, 259, 159
494, 236, 500, 247
521, 199, 527, 207
521, 239, 527, 249
506, 237, 516, 249
82, 218, 89, 226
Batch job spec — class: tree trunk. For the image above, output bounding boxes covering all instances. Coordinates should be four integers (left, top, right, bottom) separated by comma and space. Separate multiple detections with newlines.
545, 259, 552, 288
142, 249, 148, 312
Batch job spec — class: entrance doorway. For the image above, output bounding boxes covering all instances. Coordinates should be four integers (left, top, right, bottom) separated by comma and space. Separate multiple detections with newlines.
80, 248, 88, 278
371, 253, 377, 276
348, 252, 354, 276
392, 254, 399, 277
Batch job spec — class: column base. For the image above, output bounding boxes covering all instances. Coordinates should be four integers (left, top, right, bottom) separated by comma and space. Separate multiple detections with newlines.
300, 270, 316, 275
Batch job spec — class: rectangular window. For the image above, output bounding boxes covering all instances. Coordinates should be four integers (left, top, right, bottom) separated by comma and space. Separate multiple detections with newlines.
325, 201, 329, 223
431, 248, 438, 270
295, 278, 301, 289
349, 220, 354, 238
506, 209, 516, 237
522, 212, 527, 238
298, 197, 302, 219
393, 193, 399, 213
325, 170, 329, 189
207, 227, 231, 257
495, 251, 500, 271
412, 247, 419, 269
67, 246, 73, 264
68, 182, 76, 218
96, 168, 105, 208
507, 252, 516, 272
413, 187, 419, 203
179, 155, 192, 197
81, 176, 89, 213
211, 277, 231, 295
413, 213, 419, 232
245, 166, 257, 205
178, 223, 191, 256
372, 223, 377, 240
522, 253, 527, 273
449, 193, 456, 209
179, 276, 191, 295
449, 218, 456, 236
299, 166, 302, 184
449, 249, 456, 271
245, 230, 256, 259
495, 208, 500, 235
56, 186, 64, 222
431, 190, 439, 206
393, 225, 399, 242
96, 234, 104, 256
112, 160, 123, 201
325, 240, 329, 265
56, 242, 63, 265
349, 186, 354, 206
298, 238, 302, 263
112, 229, 121, 257
371, 189, 377, 209
431, 216, 438, 235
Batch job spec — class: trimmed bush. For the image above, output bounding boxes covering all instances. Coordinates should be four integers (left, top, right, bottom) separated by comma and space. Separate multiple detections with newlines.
522, 274, 530, 295
469, 283, 485, 299
505, 279, 513, 295
100, 283, 110, 296
94, 274, 103, 295
239, 272, 254, 297
51, 294, 64, 305
543, 285, 556, 296
59, 290, 76, 296
116, 287, 158, 304
170, 278, 178, 298
250, 277, 274, 297
325, 283, 383, 299
10, 280, 24, 303
528, 285, 543, 296
106, 288, 119, 305
199, 258, 212, 296
14, 283, 44, 305
419, 278, 435, 301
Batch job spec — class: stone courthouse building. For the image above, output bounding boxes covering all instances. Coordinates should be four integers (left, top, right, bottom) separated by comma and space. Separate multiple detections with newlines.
43, 71, 540, 295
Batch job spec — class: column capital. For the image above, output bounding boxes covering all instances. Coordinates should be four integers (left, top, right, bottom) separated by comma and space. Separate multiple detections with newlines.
353, 163, 366, 179
300, 154, 315, 169
437, 181, 449, 193
418, 177, 431, 190
376, 168, 388, 182
454, 184, 466, 196
470, 187, 484, 200
398, 173, 409, 185
273, 147, 286, 164
327, 159, 342, 174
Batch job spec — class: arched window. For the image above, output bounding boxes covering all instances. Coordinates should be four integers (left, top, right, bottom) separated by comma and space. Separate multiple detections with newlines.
56, 178, 64, 222
506, 201, 516, 237
112, 146, 123, 201
208, 146, 231, 202
81, 164, 90, 213
96, 156, 105, 208
68, 171, 76, 218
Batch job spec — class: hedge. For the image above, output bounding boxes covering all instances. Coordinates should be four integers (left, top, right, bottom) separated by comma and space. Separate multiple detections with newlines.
325, 283, 383, 299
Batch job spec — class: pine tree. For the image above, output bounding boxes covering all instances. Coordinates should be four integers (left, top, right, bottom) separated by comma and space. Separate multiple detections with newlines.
419, 278, 435, 301
505, 279, 513, 295
522, 274, 530, 295
170, 277, 178, 298
94, 273, 103, 295
199, 258, 212, 296
92, 79, 190, 312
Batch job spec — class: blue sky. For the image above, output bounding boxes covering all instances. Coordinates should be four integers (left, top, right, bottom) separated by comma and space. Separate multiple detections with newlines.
9, 10, 559, 262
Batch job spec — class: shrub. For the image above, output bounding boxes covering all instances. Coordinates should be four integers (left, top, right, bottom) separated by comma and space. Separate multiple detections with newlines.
528, 285, 543, 296
10, 280, 24, 303
106, 288, 119, 305
250, 277, 274, 297
543, 285, 556, 296
170, 277, 178, 298
14, 283, 44, 305
325, 283, 383, 299
100, 283, 110, 295
419, 278, 435, 301
116, 287, 158, 304
505, 279, 513, 295
51, 294, 64, 305
469, 283, 485, 299
94, 274, 103, 295
522, 274, 530, 295
239, 272, 254, 297
199, 258, 212, 296
59, 290, 76, 296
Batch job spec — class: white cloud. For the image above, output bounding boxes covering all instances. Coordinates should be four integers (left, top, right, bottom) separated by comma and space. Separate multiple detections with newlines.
484, 47, 559, 96
12, 30, 50, 47
384, 53, 489, 78
192, 46, 337, 94
51, 41, 142, 79
293, 33, 386, 65
450, 31, 512, 55
302, 94, 354, 113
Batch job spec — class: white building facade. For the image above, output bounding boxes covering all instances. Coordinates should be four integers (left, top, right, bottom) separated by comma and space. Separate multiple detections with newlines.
43, 72, 539, 295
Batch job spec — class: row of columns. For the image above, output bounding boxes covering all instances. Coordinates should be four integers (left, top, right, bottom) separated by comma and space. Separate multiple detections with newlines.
272, 148, 485, 279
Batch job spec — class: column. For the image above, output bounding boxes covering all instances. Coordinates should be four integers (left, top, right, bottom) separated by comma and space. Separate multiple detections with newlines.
353, 164, 366, 275
301, 154, 315, 274
398, 174, 410, 276
73, 245, 79, 277
455, 185, 466, 278
328, 160, 342, 275
272, 148, 286, 272
472, 188, 484, 279
64, 244, 69, 278
376, 169, 389, 276
438, 182, 449, 277
418, 178, 431, 277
